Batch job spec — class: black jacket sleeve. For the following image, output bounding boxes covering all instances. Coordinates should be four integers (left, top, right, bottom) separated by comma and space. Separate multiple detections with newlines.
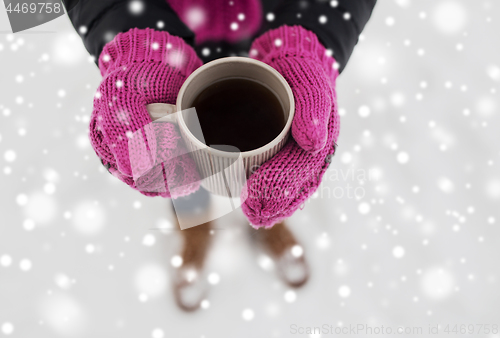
62, 0, 195, 62
263, 0, 377, 73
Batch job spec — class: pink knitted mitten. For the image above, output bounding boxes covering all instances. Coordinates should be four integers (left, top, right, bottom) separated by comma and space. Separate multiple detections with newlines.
166, 0, 262, 44
91, 28, 203, 198
242, 25, 340, 228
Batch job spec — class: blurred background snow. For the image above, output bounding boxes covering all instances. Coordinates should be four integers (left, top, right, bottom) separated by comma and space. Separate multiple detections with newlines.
1, 0, 500, 337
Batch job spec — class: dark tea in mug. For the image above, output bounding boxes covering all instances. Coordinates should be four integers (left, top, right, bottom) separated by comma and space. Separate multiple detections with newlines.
189, 78, 286, 152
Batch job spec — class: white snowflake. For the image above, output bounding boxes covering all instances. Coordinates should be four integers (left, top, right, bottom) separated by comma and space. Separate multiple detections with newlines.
242, 308, 254, 321
128, 0, 145, 15
338, 285, 351, 298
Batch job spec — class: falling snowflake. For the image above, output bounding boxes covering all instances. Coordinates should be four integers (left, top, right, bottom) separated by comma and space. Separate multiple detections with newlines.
338, 285, 351, 298
242, 308, 255, 321
230, 22, 239, 31
185, 6, 206, 30
432, 1, 467, 34
392, 246, 405, 258
128, 0, 145, 15
152, 328, 164, 338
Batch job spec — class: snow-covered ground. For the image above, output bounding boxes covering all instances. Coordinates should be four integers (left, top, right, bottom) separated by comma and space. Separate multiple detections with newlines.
1, 1, 499, 337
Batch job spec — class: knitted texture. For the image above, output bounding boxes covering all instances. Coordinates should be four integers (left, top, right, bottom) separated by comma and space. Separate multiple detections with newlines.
91, 28, 203, 198
166, 0, 262, 44
242, 25, 340, 228
249, 25, 339, 153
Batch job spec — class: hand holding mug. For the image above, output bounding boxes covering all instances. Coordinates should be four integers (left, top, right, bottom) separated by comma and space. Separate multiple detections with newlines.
242, 25, 341, 228
89, 28, 202, 198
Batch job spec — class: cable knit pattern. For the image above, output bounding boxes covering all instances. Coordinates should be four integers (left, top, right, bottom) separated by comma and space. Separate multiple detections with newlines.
250, 25, 339, 153
166, 0, 262, 44
242, 25, 340, 228
91, 28, 203, 198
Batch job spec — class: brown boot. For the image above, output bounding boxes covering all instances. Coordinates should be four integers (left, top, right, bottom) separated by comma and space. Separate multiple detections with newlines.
251, 222, 309, 288
171, 218, 213, 312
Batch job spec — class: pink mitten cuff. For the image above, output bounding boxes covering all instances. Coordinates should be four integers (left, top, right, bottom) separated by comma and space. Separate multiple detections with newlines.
98, 28, 202, 77
250, 25, 338, 85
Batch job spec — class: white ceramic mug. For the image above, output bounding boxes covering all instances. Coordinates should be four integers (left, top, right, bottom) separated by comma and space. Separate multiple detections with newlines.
145, 56, 295, 197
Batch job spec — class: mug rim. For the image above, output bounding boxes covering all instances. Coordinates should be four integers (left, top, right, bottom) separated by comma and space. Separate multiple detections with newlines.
176, 56, 295, 159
